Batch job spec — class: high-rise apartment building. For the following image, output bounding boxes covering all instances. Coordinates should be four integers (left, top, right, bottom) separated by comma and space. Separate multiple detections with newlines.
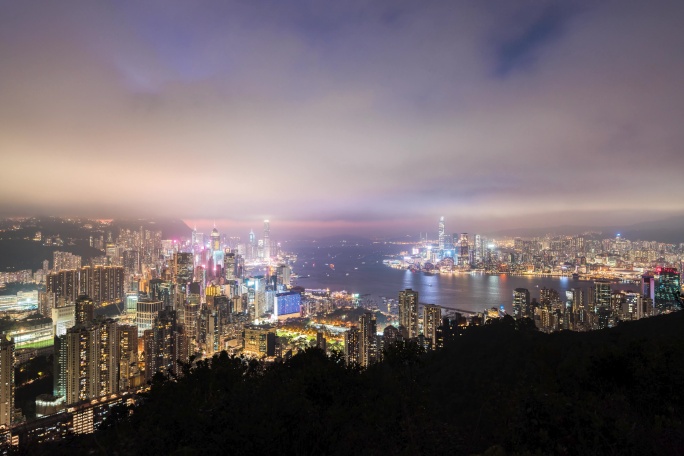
46, 270, 79, 304
344, 326, 360, 366
422, 304, 441, 349
0, 337, 14, 428
75, 295, 94, 325
398, 289, 419, 339
359, 312, 377, 367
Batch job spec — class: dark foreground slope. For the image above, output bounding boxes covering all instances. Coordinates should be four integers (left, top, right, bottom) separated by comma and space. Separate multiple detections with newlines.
42, 313, 684, 455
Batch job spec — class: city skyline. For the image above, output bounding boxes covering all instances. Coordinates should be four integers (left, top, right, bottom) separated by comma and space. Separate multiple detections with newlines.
2, 1, 684, 237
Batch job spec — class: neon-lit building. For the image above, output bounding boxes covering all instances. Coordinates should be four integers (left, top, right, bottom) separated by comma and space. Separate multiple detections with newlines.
655, 267, 681, 311
274, 291, 301, 320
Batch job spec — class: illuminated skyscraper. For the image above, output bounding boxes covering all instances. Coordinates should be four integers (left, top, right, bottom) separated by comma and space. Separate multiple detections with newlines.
224, 252, 237, 281
46, 269, 79, 304
344, 326, 360, 366
152, 309, 185, 378
398, 289, 419, 339
173, 252, 194, 291
136, 299, 164, 337
0, 337, 14, 427
655, 267, 681, 311
594, 280, 612, 312
211, 227, 220, 252
63, 321, 119, 405
438, 216, 445, 250
458, 233, 469, 267
512, 288, 530, 319
642, 274, 655, 302
359, 312, 377, 367
422, 304, 441, 349
263, 220, 271, 260
75, 295, 94, 325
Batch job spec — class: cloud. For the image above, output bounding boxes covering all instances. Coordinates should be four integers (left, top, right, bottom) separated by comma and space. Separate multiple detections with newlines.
1, 0, 684, 236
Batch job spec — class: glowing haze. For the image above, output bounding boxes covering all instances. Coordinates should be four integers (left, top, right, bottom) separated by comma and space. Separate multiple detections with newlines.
1, 1, 684, 238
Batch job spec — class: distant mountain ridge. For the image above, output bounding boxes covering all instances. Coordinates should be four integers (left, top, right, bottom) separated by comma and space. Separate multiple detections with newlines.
486, 214, 684, 244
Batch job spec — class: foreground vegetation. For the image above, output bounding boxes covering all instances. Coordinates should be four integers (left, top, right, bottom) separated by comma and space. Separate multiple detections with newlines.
40, 313, 684, 455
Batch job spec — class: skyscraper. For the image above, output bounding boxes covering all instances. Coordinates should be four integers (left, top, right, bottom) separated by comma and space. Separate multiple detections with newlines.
512, 288, 530, 319
75, 295, 94, 325
359, 312, 377, 367
398, 289, 419, 339
458, 233, 469, 267
594, 280, 612, 312
0, 337, 14, 428
438, 216, 445, 250
655, 267, 681, 311
422, 304, 441, 349
173, 253, 194, 289
263, 220, 271, 260
344, 326, 360, 366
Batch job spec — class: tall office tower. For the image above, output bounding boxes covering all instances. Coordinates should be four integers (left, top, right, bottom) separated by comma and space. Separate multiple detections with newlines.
53, 251, 81, 272
75, 295, 94, 325
382, 325, 401, 352
136, 299, 164, 337
398, 289, 419, 339
422, 304, 441, 349
438, 216, 445, 250
173, 252, 194, 288
458, 233, 470, 267
0, 337, 15, 427
47, 269, 79, 304
655, 267, 681, 311
358, 312, 377, 367
263, 220, 271, 260
248, 229, 256, 260
642, 274, 655, 302
344, 326, 360, 366
224, 252, 237, 281
211, 227, 220, 252
474, 234, 483, 265
594, 280, 612, 312
512, 288, 531, 319
191, 226, 198, 248
250, 276, 267, 319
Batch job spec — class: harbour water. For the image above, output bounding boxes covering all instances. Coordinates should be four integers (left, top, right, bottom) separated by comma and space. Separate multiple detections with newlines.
285, 240, 638, 314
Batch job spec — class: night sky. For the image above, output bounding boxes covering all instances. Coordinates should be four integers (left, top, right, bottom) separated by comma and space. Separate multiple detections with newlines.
2, 1, 684, 238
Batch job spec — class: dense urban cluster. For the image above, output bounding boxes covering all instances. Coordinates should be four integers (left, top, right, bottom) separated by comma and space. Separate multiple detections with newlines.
0, 216, 681, 452
383, 216, 683, 334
